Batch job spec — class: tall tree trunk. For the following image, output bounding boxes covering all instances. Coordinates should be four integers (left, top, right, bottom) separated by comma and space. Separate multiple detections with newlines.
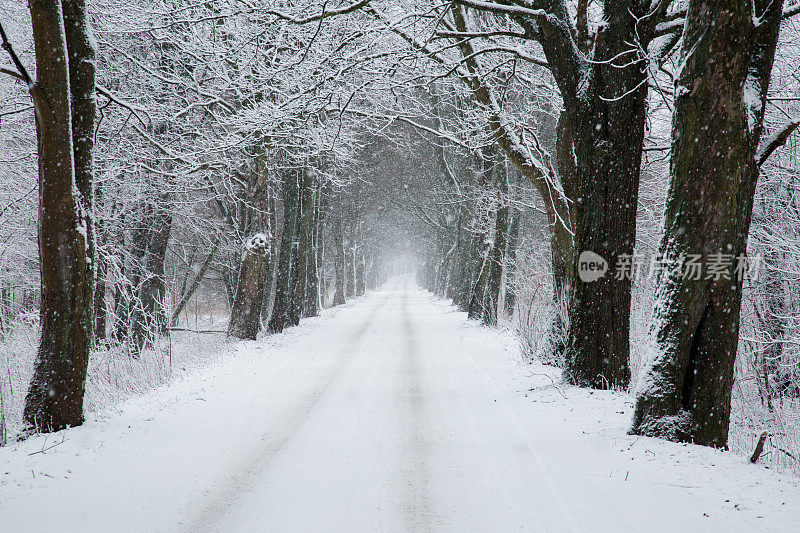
346, 226, 356, 298
446, 211, 464, 303
356, 250, 366, 296
93, 181, 108, 341
23, 0, 91, 432
332, 215, 346, 306
483, 164, 510, 326
549, 109, 577, 355
291, 167, 315, 323
558, 2, 653, 389
228, 234, 269, 340
504, 208, 520, 315
464, 226, 480, 311
130, 206, 172, 353
114, 207, 150, 342
94, 260, 107, 340
630, 0, 784, 447
62, 0, 96, 340
304, 181, 320, 317
268, 171, 299, 333
466, 148, 493, 316
758, 254, 785, 408
260, 182, 279, 321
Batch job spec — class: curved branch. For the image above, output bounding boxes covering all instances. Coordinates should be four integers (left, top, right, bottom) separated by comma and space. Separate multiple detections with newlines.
0, 20, 32, 86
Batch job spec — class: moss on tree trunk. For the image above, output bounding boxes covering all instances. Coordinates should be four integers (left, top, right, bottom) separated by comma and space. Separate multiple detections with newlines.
630, 0, 784, 447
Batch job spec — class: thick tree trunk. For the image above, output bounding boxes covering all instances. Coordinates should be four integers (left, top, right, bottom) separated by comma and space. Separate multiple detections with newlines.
559, 3, 651, 389
23, 0, 91, 432
313, 232, 324, 311
291, 167, 315, 323
446, 211, 464, 303
466, 229, 487, 317
630, 0, 784, 447
447, 2, 671, 388
450, 222, 469, 309
268, 171, 300, 333
227, 234, 269, 340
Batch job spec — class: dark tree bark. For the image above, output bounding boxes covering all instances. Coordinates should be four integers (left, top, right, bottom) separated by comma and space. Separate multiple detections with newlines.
113, 207, 151, 342
467, 147, 495, 318
304, 180, 321, 316
332, 215, 346, 306
548, 109, 577, 354
268, 171, 300, 333
23, 0, 92, 432
451, 1, 677, 389
630, 0, 785, 447
227, 234, 270, 340
62, 0, 96, 340
757, 255, 785, 408
356, 251, 366, 296
94, 260, 107, 339
503, 207, 520, 315
93, 183, 108, 341
447, 211, 466, 305
556, 1, 655, 389
130, 206, 172, 352
291, 167, 315, 323
483, 164, 510, 326
345, 224, 356, 298
260, 181, 279, 322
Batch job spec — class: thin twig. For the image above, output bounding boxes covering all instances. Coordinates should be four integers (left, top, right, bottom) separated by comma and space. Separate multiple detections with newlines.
28, 435, 66, 456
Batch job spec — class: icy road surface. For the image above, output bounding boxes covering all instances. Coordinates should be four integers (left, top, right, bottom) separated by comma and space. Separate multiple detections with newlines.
2, 276, 799, 532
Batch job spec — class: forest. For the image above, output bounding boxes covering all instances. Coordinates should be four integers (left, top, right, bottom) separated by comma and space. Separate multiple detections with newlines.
2, 0, 800, 529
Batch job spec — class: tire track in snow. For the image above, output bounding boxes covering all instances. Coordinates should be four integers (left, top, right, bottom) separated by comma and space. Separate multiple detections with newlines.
186, 292, 391, 533
398, 288, 436, 531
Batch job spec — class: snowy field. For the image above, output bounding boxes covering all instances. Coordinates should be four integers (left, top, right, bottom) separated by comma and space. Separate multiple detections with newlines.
1, 277, 798, 532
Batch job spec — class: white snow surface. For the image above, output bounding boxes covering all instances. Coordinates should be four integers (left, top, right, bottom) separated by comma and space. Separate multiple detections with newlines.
1, 276, 799, 532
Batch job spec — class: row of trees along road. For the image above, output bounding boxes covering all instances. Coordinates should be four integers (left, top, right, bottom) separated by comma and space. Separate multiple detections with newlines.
1, 0, 800, 460
374, 0, 800, 448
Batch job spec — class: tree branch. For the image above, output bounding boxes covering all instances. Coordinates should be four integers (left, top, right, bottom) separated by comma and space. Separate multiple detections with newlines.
0, 20, 32, 87
757, 118, 800, 166
449, 4, 570, 229
262, 0, 372, 24
453, 0, 549, 18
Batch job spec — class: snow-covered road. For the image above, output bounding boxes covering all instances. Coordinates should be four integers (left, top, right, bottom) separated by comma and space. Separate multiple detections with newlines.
2, 276, 799, 532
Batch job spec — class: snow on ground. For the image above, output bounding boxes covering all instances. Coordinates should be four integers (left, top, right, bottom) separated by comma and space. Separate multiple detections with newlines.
1, 276, 798, 532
